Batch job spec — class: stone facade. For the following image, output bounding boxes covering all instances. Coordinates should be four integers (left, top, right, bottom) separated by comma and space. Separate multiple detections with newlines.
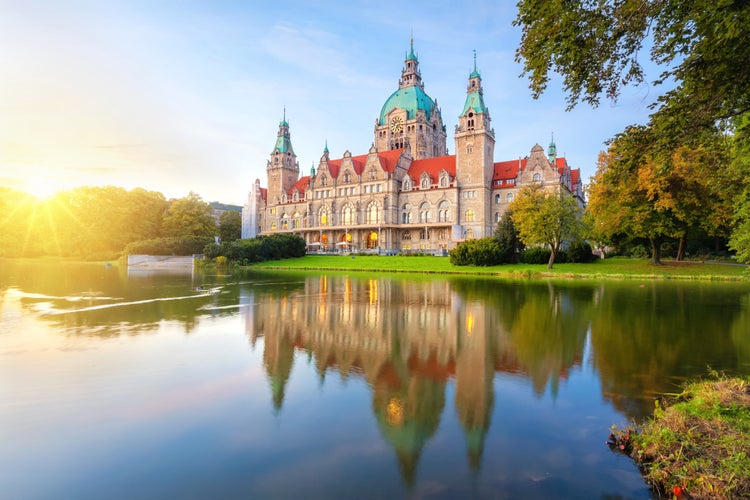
242, 42, 584, 252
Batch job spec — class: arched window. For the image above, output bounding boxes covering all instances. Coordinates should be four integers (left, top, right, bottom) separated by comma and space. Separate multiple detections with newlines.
292, 211, 301, 229
419, 202, 431, 223
495, 193, 501, 204
466, 228, 474, 239
438, 200, 450, 222
341, 204, 354, 225
494, 212, 501, 223
421, 177, 429, 189
402, 231, 412, 241
367, 202, 380, 224
320, 175, 328, 186
403, 179, 411, 191
440, 176, 448, 187
319, 206, 329, 226
533, 173, 542, 182
343, 171, 351, 184
507, 193, 514, 203
420, 228, 430, 240
281, 214, 289, 230
465, 209, 475, 222
402, 204, 412, 224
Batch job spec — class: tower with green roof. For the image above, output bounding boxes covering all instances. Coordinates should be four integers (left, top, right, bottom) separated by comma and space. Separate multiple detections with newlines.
374, 39, 447, 160
266, 110, 300, 203
455, 51, 496, 238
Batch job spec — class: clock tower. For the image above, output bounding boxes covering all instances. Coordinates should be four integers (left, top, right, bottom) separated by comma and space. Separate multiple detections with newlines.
266, 111, 299, 204
374, 39, 446, 160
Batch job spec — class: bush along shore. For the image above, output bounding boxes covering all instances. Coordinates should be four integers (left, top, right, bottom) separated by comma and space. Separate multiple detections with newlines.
607, 375, 750, 499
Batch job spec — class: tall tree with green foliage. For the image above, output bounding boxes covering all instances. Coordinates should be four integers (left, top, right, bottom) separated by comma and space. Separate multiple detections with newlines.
218, 210, 242, 243
515, 0, 749, 259
514, 1, 750, 135
729, 115, 750, 262
509, 184, 583, 269
162, 192, 216, 239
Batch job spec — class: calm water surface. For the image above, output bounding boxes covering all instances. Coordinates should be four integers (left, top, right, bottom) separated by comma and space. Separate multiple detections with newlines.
2, 260, 749, 499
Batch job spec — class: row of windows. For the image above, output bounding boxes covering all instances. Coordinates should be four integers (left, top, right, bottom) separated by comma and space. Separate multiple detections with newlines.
402, 176, 450, 191
462, 190, 477, 199
495, 192, 514, 203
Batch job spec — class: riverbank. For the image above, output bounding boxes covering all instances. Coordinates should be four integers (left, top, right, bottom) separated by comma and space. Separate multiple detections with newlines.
246, 255, 748, 281
608, 376, 750, 499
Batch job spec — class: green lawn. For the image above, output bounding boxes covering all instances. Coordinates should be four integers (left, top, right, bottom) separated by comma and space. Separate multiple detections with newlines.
247, 255, 747, 280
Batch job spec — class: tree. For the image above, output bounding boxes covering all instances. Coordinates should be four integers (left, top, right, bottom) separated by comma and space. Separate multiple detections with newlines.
509, 184, 583, 269
729, 115, 750, 262
514, 1, 750, 136
161, 192, 216, 239
588, 125, 736, 264
218, 210, 242, 243
493, 208, 524, 263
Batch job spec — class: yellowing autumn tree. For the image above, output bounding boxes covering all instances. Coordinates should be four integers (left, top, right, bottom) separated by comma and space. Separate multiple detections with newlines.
510, 184, 584, 269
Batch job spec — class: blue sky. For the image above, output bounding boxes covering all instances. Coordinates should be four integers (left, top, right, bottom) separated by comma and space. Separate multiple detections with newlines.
0, 0, 662, 205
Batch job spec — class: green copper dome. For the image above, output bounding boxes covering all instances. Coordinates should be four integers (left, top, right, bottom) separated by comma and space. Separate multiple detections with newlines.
379, 86, 438, 125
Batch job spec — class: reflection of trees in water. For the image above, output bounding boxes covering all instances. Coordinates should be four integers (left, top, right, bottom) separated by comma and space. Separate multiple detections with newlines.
589, 282, 749, 420
2, 259, 250, 336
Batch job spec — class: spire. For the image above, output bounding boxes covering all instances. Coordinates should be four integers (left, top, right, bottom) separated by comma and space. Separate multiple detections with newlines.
407, 35, 417, 61
310, 161, 316, 177
470, 49, 480, 78
272, 110, 294, 155
460, 51, 488, 117
400, 37, 422, 89
324, 140, 329, 154
548, 132, 557, 163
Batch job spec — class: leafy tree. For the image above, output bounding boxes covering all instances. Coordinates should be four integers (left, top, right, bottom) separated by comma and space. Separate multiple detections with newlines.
514, 1, 750, 135
510, 184, 583, 269
218, 210, 242, 242
162, 192, 216, 239
588, 125, 735, 264
0, 188, 38, 257
729, 115, 750, 262
493, 208, 524, 263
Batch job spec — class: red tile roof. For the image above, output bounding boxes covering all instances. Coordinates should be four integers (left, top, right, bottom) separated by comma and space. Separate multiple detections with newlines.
326, 148, 405, 178
408, 155, 456, 181
291, 176, 310, 195
259, 187, 267, 202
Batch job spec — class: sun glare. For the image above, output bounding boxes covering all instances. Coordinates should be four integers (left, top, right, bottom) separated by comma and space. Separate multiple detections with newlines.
24, 176, 59, 200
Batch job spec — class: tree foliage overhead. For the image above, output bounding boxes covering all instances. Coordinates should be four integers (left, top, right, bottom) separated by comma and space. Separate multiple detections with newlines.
514, 0, 750, 134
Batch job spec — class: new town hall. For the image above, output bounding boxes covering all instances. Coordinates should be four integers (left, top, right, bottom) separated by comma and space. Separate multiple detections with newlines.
241, 42, 584, 252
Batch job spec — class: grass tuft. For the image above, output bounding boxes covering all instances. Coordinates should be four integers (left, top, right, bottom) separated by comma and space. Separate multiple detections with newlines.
610, 375, 750, 499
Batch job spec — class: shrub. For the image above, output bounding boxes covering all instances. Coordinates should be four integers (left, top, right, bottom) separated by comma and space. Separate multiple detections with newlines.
205, 233, 306, 263
449, 238, 506, 266
567, 240, 598, 263
519, 247, 551, 264
124, 236, 214, 256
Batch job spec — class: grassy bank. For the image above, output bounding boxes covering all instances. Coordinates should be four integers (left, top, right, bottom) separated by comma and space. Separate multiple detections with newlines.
247, 255, 748, 281
609, 376, 750, 499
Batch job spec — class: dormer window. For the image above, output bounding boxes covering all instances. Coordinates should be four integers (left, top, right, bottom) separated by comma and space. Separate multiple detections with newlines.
421, 177, 429, 189
403, 179, 411, 191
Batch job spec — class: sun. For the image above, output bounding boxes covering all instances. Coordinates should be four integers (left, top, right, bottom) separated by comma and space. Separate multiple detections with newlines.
23, 175, 59, 200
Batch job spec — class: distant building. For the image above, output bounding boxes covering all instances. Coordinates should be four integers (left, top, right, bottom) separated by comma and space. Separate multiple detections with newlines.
242, 40, 584, 251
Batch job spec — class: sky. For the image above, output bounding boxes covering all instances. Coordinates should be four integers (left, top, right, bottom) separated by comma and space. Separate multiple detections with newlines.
0, 0, 664, 206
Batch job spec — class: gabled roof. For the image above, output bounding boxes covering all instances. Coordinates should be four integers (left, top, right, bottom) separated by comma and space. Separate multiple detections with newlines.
325, 149, 405, 179
408, 155, 456, 182
492, 158, 526, 185
290, 176, 310, 195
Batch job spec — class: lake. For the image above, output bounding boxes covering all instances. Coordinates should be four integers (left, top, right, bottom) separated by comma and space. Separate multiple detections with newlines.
1, 259, 749, 499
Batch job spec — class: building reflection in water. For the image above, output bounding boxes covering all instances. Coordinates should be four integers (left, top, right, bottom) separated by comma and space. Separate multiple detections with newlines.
240, 274, 589, 484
